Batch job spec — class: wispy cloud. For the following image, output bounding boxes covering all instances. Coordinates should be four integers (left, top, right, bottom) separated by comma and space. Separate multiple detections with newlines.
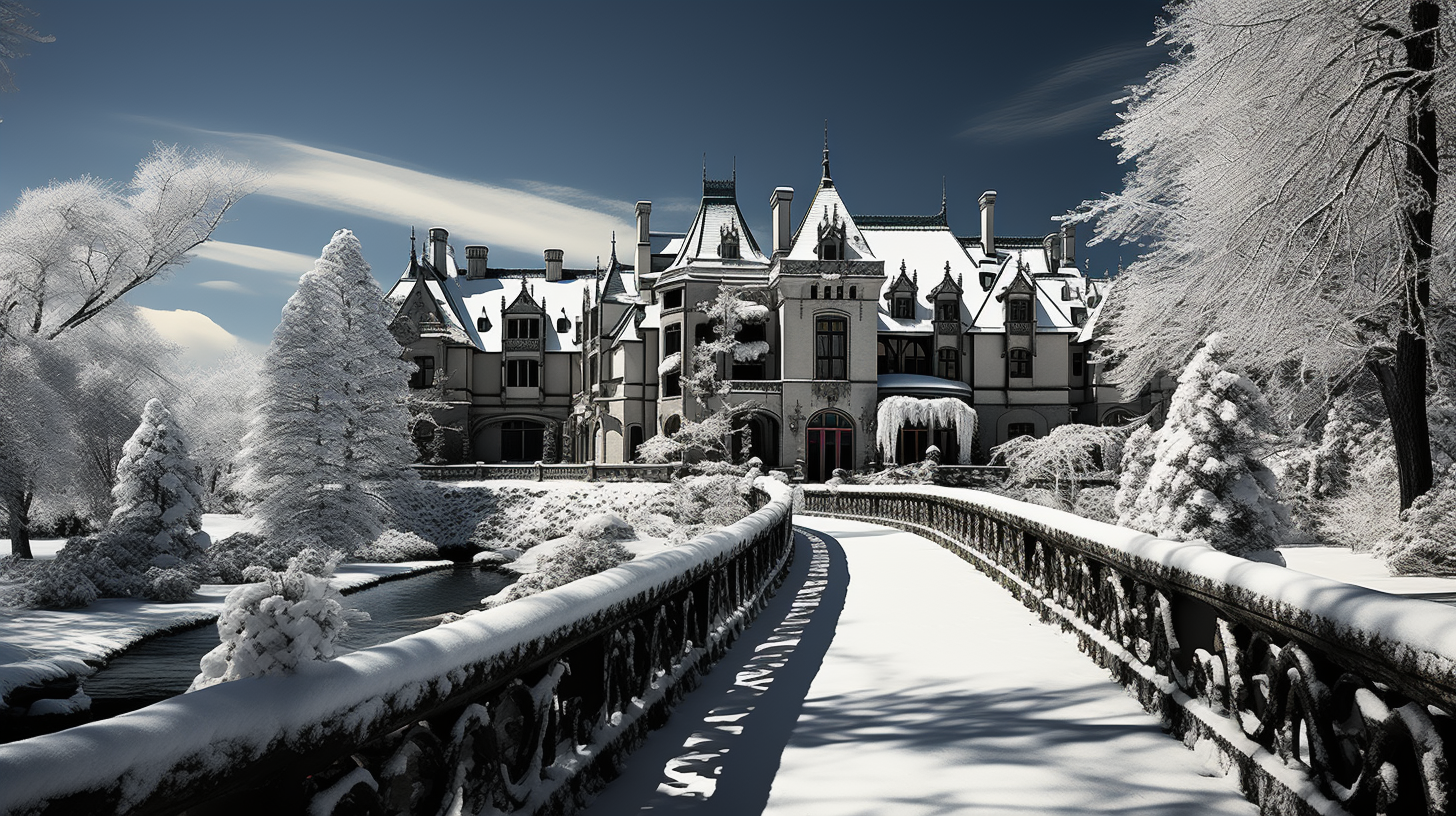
196, 279, 255, 294
194, 130, 634, 266
191, 240, 317, 277
959, 43, 1154, 142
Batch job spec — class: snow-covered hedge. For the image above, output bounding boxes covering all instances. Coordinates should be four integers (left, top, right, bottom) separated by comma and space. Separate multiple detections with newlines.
0, 479, 793, 815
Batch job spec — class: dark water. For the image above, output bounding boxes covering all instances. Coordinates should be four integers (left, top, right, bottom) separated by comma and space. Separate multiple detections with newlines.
82, 566, 514, 702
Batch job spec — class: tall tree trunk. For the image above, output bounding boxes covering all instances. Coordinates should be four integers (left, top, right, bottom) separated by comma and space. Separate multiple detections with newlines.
1378, 0, 1440, 510
6, 489, 34, 559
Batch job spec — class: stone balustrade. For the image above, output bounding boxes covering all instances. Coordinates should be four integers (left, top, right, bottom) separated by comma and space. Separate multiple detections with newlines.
0, 482, 794, 816
414, 462, 676, 483
802, 484, 1455, 816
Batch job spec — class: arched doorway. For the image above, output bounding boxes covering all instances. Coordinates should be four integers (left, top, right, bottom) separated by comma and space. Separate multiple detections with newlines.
806, 410, 854, 482
731, 412, 780, 467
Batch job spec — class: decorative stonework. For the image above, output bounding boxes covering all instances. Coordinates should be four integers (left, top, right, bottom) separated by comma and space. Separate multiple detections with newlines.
812, 380, 851, 406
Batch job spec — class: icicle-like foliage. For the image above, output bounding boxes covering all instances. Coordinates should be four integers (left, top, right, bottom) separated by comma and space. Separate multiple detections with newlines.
993, 422, 1126, 506
875, 396, 977, 465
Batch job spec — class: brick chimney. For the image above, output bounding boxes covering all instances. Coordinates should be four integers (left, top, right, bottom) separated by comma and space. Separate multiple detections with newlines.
1060, 223, 1076, 268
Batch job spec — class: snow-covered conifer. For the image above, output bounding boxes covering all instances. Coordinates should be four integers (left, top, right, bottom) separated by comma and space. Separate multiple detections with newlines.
1129, 334, 1290, 554
239, 230, 415, 557
1115, 424, 1158, 528
108, 398, 206, 560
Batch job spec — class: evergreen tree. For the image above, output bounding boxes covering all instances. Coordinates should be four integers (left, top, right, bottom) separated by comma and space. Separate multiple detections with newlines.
108, 397, 205, 559
1128, 334, 1290, 555
1114, 424, 1158, 528
239, 230, 414, 556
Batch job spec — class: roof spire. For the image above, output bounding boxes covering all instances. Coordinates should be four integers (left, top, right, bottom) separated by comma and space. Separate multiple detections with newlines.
410, 226, 417, 259
610, 230, 617, 262
941, 177, 947, 216
732, 156, 736, 184
821, 120, 832, 185
703, 153, 707, 185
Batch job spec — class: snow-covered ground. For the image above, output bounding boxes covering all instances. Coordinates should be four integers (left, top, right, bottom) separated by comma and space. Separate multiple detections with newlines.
0, 514, 450, 709
583, 517, 1258, 815
1278, 543, 1456, 599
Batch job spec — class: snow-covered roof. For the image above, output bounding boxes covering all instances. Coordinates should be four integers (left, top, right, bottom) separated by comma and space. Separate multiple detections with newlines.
860, 223, 979, 333
659, 177, 770, 280
386, 242, 616, 353
785, 182, 874, 262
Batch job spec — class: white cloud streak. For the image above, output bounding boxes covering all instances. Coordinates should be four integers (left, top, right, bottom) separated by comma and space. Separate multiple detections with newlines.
135, 306, 265, 367
204, 131, 634, 267
196, 279, 254, 294
191, 240, 317, 277
960, 43, 1154, 142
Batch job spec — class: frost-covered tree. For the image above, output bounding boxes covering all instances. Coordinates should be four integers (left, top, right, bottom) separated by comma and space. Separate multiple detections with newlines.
1115, 424, 1158, 528
175, 348, 264, 510
1125, 335, 1290, 555
484, 513, 635, 608
189, 550, 365, 690
0, 1, 53, 93
239, 230, 415, 556
0, 146, 257, 555
993, 422, 1123, 509
1075, 0, 1450, 510
876, 396, 978, 465
108, 398, 205, 560
639, 286, 768, 465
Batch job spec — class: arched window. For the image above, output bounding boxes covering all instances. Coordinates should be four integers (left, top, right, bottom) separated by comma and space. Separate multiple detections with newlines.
663, 415, 682, 437
815, 315, 847, 380
628, 425, 644, 461
806, 410, 854, 482
1009, 348, 1032, 379
902, 341, 929, 375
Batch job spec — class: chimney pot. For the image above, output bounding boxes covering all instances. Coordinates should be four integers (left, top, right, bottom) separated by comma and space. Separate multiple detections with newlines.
544, 248, 564, 282
465, 245, 490, 279
771, 187, 794, 256
978, 192, 997, 258
429, 227, 450, 274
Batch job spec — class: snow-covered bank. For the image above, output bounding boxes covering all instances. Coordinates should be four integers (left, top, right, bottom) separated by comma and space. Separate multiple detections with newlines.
1278, 543, 1456, 597
0, 479, 793, 815
0, 513, 450, 712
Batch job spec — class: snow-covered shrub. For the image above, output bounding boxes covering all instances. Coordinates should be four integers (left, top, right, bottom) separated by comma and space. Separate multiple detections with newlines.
1073, 486, 1118, 524
485, 513, 636, 608
353, 529, 439, 563
17, 559, 98, 609
1380, 471, 1456, 574
189, 550, 364, 690
201, 531, 293, 584
1123, 334, 1290, 555
145, 567, 199, 602
993, 423, 1122, 508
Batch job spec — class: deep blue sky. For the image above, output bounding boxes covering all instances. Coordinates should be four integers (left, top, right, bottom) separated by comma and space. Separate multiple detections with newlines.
1, 1, 1168, 360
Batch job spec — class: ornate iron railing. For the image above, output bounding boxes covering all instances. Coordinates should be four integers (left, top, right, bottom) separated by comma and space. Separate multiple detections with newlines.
0, 483, 794, 816
802, 484, 1456, 816
414, 463, 676, 483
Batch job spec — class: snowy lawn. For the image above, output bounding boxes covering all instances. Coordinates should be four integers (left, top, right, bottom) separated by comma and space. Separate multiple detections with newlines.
0, 513, 451, 709
583, 517, 1257, 815
1278, 543, 1456, 598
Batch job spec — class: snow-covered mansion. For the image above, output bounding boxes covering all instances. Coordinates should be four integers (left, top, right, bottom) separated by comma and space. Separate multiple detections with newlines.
386, 152, 1144, 480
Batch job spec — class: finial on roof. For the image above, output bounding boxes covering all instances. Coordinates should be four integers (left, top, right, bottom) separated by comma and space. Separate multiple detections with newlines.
703, 153, 707, 184
732, 156, 736, 184
941, 178, 947, 216
821, 120, 832, 184
410, 226, 417, 258
611, 230, 617, 260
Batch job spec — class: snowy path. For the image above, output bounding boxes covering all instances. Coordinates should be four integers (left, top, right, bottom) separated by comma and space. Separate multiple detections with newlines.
583, 516, 1257, 816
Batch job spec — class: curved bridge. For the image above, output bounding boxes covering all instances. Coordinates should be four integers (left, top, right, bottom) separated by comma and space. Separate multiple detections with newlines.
0, 482, 1452, 816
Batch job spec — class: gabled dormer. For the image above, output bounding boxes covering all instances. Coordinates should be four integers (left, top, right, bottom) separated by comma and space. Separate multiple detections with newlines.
884, 260, 919, 320
996, 260, 1037, 335
928, 261, 963, 330
502, 278, 546, 349
816, 203, 847, 260
719, 221, 741, 260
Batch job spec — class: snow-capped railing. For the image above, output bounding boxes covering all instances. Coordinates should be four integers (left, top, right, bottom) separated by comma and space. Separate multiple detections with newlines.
803, 484, 1455, 816
0, 481, 795, 816
414, 462, 677, 482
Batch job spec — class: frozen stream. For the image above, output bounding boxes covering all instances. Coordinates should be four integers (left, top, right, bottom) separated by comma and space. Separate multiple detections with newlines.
82, 566, 514, 709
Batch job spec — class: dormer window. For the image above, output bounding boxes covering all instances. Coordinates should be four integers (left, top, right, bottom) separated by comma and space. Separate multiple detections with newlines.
935, 299, 958, 322
893, 295, 914, 319
477, 316, 491, 332
507, 318, 540, 339
718, 222, 741, 260
816, 203, 847, 260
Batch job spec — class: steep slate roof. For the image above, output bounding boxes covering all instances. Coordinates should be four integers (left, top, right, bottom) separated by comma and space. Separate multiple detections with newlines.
659, 176, 769, 279
785, 152, 875, 261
